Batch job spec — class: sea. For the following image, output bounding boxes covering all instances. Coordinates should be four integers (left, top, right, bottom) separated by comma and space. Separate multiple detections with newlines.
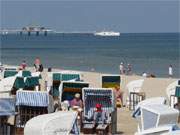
0, 33, 179, 78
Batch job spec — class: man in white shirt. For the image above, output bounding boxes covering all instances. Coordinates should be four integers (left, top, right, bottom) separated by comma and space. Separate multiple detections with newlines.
169, 65, 173, 77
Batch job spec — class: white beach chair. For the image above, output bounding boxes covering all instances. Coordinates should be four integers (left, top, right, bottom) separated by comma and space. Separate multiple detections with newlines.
126, 79, 145, 110
134, 104, 180, 135
166, 80, 179, 107
132, 97, 166, 118
24, 111, 79, 135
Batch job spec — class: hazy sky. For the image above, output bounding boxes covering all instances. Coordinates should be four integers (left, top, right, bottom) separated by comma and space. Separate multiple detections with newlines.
1, 0, 179, 33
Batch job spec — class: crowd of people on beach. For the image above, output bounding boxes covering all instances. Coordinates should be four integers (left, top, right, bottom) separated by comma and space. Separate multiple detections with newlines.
119, 62, 174, 78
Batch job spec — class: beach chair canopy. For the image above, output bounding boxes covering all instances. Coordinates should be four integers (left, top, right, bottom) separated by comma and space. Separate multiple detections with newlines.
101, 75, 121, 88
13, 77, 25, 89
175, 87, 180, 97
132, 97, 166, 118
126, 79, 144, 93
53, 72, 81, 81
24, 111, 79, 135
82, 88, 115, 123
0, 98, 16, 116
59, 81, 89, 102
4, 70, 18, 78
16, 90, 49, 107
139, 104, 178, 131
166, 80, 179, 99
24, 76, 39, 88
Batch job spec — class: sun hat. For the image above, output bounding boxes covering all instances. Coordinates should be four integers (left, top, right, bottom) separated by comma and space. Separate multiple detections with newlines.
75, 93, 80, 98
96, 103, 102, 108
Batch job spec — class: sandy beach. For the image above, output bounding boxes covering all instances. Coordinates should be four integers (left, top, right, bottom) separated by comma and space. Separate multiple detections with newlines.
1, 64, 179, 134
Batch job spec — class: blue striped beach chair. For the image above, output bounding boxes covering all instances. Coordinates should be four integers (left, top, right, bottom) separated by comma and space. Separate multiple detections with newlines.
15, 90, 49, 133
82, 88, 117, 134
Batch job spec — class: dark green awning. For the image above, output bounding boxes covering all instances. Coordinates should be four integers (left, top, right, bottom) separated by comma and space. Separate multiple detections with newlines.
13, 77, 25, 89
22, 70, 31, 77
61, 74, 80, 81
25, 77, 39, 87
53, 73, 61, 81
175, 86, 180, 97
4, 70, 18, 78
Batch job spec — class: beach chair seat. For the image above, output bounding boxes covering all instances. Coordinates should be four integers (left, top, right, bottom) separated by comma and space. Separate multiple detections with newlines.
95, 124, 109, 135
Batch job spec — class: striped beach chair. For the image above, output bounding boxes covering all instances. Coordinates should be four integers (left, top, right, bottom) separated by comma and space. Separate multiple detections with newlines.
0, 98, 16, 135
15, 90, 50, 134
82, 88, 117, 134
60, 81, 89, 102
101, 75, 121, 88
51, 72, 81, 98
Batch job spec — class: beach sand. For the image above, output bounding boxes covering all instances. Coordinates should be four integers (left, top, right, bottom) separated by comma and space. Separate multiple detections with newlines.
2, 65, 179, 134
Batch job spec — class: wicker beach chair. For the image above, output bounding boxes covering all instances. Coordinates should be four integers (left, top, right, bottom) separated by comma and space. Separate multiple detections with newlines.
24, 111, 80, 135
166, 80, 179, 107
82, 88, 116, 134
15, 90, 50, 134
133, 104, 179, 135
101, 75, 121, 88
0, 98, 16, 135
51, 72, 81, 99
126, 79, 145, 110
59, 81, 89, 103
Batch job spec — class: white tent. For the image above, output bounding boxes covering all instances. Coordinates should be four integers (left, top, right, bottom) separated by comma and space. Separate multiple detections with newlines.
126, 79, 144, 93
134, 104, 179, 135
24, 111, 79, 135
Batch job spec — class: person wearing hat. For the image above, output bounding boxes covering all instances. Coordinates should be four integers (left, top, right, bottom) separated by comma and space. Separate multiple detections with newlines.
70, 93, 83, 109
93, 103, 106, 125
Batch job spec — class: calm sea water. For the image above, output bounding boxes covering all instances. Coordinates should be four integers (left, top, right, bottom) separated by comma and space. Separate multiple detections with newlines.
0, 33, 179, 78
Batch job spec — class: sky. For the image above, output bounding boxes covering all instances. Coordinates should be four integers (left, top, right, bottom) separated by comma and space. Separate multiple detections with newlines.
1, 0, 179, 33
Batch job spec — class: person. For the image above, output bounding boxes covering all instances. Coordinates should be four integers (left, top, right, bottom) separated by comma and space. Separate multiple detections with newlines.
70, 93, 83, 109
34, 57, 43, 72
93, 103, 106, 125
169, 65, 173, 77
20, 60, 27, 70
119, 62, 125, 74
127, 64, 132, 75
142, 72, 147, 77
114, 85, 124, 107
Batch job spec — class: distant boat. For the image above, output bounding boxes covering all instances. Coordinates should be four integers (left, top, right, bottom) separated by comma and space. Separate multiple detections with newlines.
94, 31, 120, 36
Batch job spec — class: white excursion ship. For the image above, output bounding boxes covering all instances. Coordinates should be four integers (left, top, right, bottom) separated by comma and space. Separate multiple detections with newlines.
94, 31, 120, 36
